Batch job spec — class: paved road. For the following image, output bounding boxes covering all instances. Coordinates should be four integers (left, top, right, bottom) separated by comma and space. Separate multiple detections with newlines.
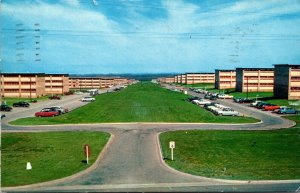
2, 84, 300, 192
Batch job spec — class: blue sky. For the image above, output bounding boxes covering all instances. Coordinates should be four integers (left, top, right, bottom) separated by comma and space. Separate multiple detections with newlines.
1, 0, 300, 74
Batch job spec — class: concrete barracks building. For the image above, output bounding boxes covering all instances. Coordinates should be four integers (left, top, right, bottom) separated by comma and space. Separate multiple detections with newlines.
236, 68, 274, 92
0, 73, 69, 98
185, 73, 215, 84
215, 70, 236, 90
274, 64, 300, 100
69, 77, 130, 89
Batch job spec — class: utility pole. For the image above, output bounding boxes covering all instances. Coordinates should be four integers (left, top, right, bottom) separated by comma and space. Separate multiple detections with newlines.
29, 76, 32, 101
246, 76, 249, 99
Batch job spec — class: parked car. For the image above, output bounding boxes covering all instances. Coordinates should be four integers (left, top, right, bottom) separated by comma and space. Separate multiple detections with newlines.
51, 106, 69, 114
13, 101, 30, 107
204, 94, 217, 100
216, 109, 239, 116
204, 102, 219, 109
35, 108, 60, 117
192, 99, 211, 105
0, 104, 12, 112
49, 95, 61, 100
233, 97, 242, 103
263, 104, 280, 111
81, 96, 95, 102
75, 91, 84, 95
187, 96, 201, 102
218, 94, 234, 99
250, 100, 261, 107
277, 107, 299, 114
272, 106, 287, 113
237, 98, 255, 103
257, 102, 271, 109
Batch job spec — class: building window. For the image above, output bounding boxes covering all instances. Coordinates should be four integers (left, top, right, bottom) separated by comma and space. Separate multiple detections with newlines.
290, 87, 300, 91
4, 89, 19, 92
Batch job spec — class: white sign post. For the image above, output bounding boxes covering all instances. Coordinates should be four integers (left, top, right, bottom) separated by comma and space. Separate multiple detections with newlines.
26, 162, 32, 170
169, 141, 175, 161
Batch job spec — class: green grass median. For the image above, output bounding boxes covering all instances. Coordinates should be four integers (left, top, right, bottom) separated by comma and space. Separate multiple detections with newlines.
160, 115, 300, 180
10, 82, 257, 125
1, 131, 110, 187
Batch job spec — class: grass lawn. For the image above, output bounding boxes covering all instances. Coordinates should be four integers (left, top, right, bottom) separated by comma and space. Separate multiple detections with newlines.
160, 115, 300, 180
10, 82, 257, 125
1, 96, 50, 106
1, 131, 110, 187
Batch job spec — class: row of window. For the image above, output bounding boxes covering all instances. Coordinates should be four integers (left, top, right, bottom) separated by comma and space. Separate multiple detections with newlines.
290, 87, 300, 91
244, 83, 273, 86
45, 80, 63, 83
3, 89, 37, 92
45, 86, 63, 88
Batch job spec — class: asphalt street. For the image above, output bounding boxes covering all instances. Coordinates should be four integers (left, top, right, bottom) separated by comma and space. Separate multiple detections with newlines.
1, 85, 300, 192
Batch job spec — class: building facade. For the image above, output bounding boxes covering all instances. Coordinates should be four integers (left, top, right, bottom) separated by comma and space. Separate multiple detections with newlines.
274, 64, 300, 99
69, 77, 130, 89
185, 73, 215, 84
0, 73, 45, 98
236, 68, 274, 92
215, 70, 236, 90
45, 74, 69, 94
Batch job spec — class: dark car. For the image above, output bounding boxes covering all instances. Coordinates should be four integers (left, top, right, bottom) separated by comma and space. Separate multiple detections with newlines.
233, 97, 242, 103
205, 94, 217, 100
0, 104, 12, 112
234, 98, 254, 103
204, 102, 219, 109
49, 95, 61, 100
188, 96, 201, 102
1, 114, 6, 119
13, 101, 30, 107
256, 102, 270, 109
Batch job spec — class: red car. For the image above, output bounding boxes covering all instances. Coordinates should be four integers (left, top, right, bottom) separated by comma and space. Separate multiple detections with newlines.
263, 104, 280, 111
49, 95, 61, 100
35, 108, 60, 117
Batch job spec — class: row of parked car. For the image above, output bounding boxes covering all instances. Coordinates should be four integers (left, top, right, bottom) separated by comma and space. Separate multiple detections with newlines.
35, 106, 69, 117
190, 88, 235, 100
0, 101, 32, 112
232, 97, 299, 114
188, 96, 240, 116
249, 100, 299, 114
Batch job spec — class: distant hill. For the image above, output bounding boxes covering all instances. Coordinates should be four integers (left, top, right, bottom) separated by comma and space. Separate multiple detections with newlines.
70, 73, 178, 81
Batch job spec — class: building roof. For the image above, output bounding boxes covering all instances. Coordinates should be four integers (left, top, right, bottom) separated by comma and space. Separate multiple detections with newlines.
236, 67, 274, 71
184, 72, 215, 75
1, 72, 45, 76
274, 64, 300, 68
46, 73, 69, 76
215, 69, 236, 72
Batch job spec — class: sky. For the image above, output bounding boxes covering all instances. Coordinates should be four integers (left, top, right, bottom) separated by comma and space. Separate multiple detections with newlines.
1, 0, 300, 74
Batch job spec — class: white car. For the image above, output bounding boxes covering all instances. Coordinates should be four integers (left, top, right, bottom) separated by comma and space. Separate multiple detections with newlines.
250, 100, 261, 107
216, 109, 239, 116
192, 99, 210, 105
218, 94, 234, 99
51, 106, 69, 114
81, 96, 95, 102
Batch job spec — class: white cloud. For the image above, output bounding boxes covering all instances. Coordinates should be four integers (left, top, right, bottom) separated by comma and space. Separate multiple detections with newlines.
2, 0, 300, 73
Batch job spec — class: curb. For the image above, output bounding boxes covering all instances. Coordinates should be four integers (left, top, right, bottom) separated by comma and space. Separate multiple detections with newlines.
5, 120, 264, 128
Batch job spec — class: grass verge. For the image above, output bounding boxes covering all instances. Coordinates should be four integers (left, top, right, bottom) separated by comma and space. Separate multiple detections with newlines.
10, 82, 257, 125
1, 131, 110, 187
1, 96, 50, 106
160, 115, 300, 180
